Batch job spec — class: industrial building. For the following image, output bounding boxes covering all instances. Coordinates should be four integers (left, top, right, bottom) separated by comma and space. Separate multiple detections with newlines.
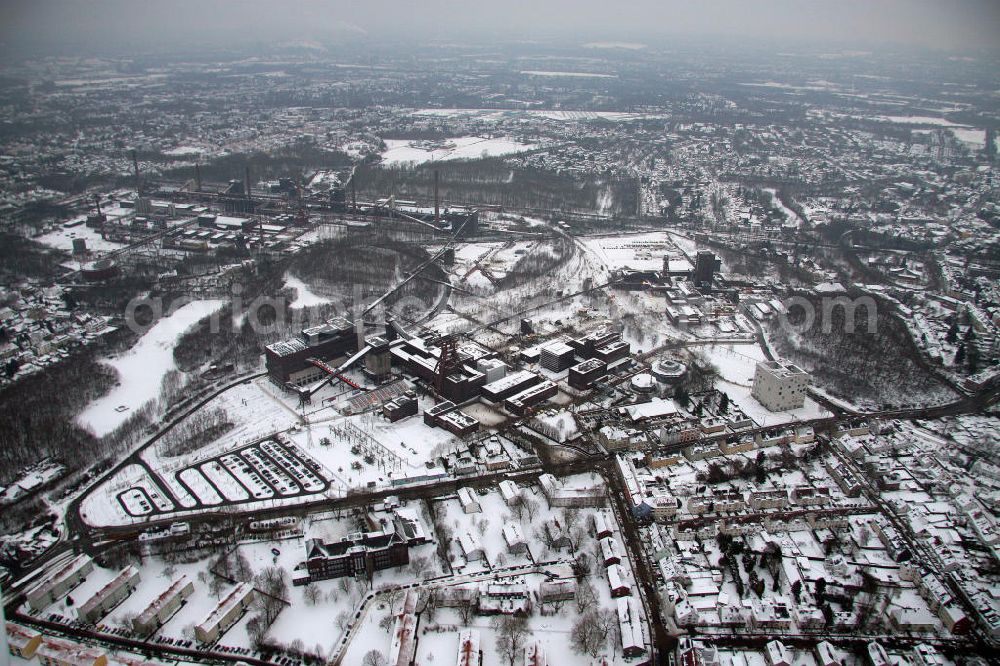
751, 359, 810, 411
568, 328, 620, 359
504, 380, 558, 415
264, 316, 356, 385
383, 392, 418, 422
568, 358, 607, 390
480, 370, 541, 403
437, 410, 479, 437
364, 335, 393, 381
390, 335, 495, 402
540, 341, 575, 372
424, 400, 479, 436
693, 250, 722, 287
594, 339, 631, 364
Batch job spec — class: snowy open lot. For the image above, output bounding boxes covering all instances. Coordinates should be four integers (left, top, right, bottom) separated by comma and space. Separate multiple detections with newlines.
77, 299, 227, 436
380, 136, 536, 166
702, 343, 831, 426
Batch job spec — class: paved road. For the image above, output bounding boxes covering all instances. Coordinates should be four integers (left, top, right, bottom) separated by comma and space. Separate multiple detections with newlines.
66, 371, 267, 545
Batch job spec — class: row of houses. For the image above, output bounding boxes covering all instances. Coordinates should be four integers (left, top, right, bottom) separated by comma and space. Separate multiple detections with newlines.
77, 567, 140, 624
194, 582, 255, 644
132, 576, 195, 637
27, 555, 94, 612
8, 623, 109, 666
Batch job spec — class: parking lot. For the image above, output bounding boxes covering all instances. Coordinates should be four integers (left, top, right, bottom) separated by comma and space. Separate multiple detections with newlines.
173, 438, 330, 509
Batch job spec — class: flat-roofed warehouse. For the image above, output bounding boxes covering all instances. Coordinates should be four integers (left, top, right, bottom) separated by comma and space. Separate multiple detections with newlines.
264, 316, 356, 385
480, 370, 541, 403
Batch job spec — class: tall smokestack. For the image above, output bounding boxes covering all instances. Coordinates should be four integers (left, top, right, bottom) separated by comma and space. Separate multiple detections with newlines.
351, 179, 357, 212
195, 162, 202, 192
94, 194, 102, 216
434, 169, 440, 225
131, 150, 142, 197
244, 165, 251, 201
355, 316, 365, 350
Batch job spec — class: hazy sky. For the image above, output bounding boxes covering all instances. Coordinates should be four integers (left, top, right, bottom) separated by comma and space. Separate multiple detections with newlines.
2, 0, 999, 55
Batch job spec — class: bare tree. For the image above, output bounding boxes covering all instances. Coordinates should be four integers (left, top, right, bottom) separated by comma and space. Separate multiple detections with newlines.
524, 496, 541, 522
493, 615, 529, 666
457, 599, 476, 625
378, 584, 403, 615
575, 578, 596, 614
379, 614, 396, 634
303, 583, 322, 606
409, 554, 432, 579
362, 649, 389, 666
510, 493, 528, 521
570, 610, 605, 658
335, 610, 351, 633
246, 614, 266, 649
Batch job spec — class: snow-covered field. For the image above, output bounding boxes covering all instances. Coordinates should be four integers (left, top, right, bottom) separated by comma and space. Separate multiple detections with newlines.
77, 299, 226, 436
283, 272, 332, 308
520, 70, 617, 78
701, 343, 831, 426
409, 108, 655, 123
380, 136, 536, 166
36, 222, 127, 254
581, 232, 688, 271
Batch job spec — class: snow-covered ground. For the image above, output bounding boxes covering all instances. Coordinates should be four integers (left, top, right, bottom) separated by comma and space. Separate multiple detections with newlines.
36, 221, 127, 254
409, 108, 657, 123
763, 188, 803, 228
702, 343, 831, 426
520, 70, 617, 78
283, 272, 332, 308
77, 299, 227, 436
581, 232, 688, 272
380, 136, 536, 166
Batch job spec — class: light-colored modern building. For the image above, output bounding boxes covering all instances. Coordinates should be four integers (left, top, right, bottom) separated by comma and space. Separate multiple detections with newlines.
7, 622, 43, 660
78, 566, 140, 624
36, 636, 107, 666
133, 576, 194, 636
195, 583, 255, 644
751, 360, 810, 411
27, 555, 94, 611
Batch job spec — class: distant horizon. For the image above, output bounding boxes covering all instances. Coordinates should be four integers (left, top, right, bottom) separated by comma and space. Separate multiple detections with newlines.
1, 0, 998, 59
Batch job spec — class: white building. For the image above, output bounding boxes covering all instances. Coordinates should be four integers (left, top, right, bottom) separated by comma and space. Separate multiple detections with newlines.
133, 576, 195, 636
77, 566, 140, 624
751, 359, 810, 411
457, 487, 482, 514
195, 583, 255, 644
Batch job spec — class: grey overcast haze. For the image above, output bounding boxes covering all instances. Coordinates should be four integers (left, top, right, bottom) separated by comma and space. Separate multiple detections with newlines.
3, 0, 1000, 660
1, 0, 1000, 53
